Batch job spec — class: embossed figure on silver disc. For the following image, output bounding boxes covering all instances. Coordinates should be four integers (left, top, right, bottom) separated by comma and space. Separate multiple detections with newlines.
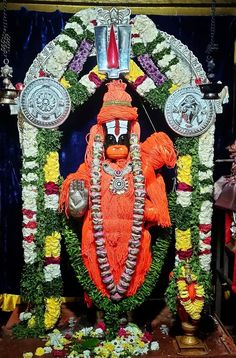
20, 77, 71, 129
164, 86, 214, 137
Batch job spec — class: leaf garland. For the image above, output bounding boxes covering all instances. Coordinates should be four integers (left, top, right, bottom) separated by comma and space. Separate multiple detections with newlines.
165, 137, 213, 315
13, 129, 63, 338
62, 217, 171, 336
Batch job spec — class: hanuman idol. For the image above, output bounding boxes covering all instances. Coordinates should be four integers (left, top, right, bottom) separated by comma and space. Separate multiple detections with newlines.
59, 80, 176, 301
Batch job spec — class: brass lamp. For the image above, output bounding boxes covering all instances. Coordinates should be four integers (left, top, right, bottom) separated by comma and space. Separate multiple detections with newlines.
0, 0, 19, 105
0, 59, 19, 105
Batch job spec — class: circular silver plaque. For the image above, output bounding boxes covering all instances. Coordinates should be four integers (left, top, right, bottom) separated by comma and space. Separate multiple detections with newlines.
164, 85, 215, 137
20, 77, 71, 129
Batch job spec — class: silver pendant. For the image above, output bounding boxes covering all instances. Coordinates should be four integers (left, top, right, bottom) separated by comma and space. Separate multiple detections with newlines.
103, 162, 132, 195
110, 176, 129, 195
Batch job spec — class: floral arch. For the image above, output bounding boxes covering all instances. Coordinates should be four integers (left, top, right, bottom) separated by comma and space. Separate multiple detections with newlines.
15, 8, 221, 337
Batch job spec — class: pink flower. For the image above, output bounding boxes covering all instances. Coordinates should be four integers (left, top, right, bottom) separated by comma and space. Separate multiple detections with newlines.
133, 75, 147, 89
96, 321, 106, 331
15, 82, 24, 91
199, 224, 212, 233
52, 349, 65, 357
203, 236, 211, 245
45, 257, 60, 265
141, 330, 153, 343
118, 327, 128, 337
23, 221, 37, 229
177, 182, 193, 191
44, 182, 59, 195
88, 72, 102, 87
177, 249, 193, 260
22, 209, 36, 219
24, 234, 35, 243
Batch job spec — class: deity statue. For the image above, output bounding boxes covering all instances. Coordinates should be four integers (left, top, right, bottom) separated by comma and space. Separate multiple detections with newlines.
59, 80, 176, 302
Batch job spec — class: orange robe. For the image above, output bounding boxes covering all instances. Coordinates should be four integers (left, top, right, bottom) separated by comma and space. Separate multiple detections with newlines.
59, 132, 176, 297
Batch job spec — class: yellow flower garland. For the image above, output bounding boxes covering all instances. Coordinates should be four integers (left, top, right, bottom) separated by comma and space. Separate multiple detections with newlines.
177, 267, 204, 320
177, 155, 192, 186
45, 231, 61, 257
43, 151, 62, 330
176, 228, 192, 251
44, 152, 60, 183
44, 297, 62, 330
125, 59, 144, 83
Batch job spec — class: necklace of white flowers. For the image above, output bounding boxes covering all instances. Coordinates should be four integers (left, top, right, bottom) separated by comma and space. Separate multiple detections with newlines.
90, 133, 145, 301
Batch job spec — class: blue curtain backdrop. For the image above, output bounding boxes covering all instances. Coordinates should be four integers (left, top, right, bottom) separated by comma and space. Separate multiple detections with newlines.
0, 8, 235, 297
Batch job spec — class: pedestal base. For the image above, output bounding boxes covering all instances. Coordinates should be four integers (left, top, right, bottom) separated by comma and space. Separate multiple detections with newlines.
174, 335, 208, 355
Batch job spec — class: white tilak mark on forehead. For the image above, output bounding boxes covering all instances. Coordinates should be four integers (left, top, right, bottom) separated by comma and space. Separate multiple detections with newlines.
106, 120, 128, 141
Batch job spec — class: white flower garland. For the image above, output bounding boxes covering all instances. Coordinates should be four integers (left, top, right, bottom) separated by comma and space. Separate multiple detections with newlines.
90, 134, 145, 301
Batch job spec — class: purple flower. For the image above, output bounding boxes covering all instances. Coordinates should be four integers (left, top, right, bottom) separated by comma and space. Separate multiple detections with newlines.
138, 54, 166, 86
69, 39, 93, 74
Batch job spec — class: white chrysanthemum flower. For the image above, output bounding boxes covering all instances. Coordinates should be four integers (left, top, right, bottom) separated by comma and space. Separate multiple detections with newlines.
19, 312, 32, 321
55, 46, 74, 64
23, 241, 37, 264
82, 350, 91, 358
199, 170, 213, 181
166, 61, 191, 85
45, 57, 64, 78
76, 8, 97, 25
200, 185, 213, 194
22, 173, 38, 182
136, 77, 156, 96
22, 191, 37, 211
198, 125, 215, 168
44, 347, 52, 354
158, 52, 176, 68
199, 231, 212, 240
133, 15, 155, 34
22, 228, 36, 237
152, 41, 170, 54
56, 34, 78, 49
64, 22, 83, 35
199, 200, 213, 224
199, 253, 212, 271
80, 74, 97, 94
176, 191, 192, 207
44, 264, 61, 281
142, 26, 159, 44
86, 23, 95, 33
150, 341, 160, 351
23, 144, 38, 158
131, 37, 143, 45
23, 160, 38, 170
44, 194, 59, 210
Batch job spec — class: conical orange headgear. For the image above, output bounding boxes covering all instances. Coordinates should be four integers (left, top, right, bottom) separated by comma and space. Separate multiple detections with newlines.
97, 80, 138, 125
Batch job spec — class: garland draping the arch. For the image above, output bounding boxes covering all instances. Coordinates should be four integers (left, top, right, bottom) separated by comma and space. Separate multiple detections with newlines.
15, 9, 215, 337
